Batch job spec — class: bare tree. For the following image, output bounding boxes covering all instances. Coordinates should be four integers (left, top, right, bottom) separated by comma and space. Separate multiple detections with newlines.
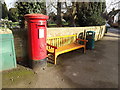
57, 1, 62, 27
64, 1, 77, 26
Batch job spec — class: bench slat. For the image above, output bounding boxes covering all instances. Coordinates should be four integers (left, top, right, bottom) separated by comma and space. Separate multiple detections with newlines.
47, 43, 84, 55
47, 34, 76, 39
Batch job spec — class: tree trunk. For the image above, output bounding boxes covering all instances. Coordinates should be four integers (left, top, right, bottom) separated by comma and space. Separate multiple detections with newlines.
57, 2, 62, 27
69, 2, 77, 27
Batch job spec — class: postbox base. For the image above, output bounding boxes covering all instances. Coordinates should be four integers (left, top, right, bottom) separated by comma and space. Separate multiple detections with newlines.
29, 58, 47, 71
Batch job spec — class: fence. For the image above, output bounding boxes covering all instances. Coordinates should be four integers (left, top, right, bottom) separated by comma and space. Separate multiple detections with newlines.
47, 25, 106, 41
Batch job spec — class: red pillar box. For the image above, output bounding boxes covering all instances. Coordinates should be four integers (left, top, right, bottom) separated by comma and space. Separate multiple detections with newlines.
24, 14, 49, 69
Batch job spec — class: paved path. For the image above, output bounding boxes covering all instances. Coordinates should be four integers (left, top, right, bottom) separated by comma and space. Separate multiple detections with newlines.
2, 28, 119, 88
34, 28, 118, 88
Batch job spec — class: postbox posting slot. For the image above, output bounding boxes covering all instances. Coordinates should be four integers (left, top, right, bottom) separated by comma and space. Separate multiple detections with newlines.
37, 25, 45, 26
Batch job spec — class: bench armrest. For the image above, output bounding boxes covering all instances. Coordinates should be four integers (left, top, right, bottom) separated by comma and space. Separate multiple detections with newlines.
76, 38, 88, 42
47, 43, 58, 49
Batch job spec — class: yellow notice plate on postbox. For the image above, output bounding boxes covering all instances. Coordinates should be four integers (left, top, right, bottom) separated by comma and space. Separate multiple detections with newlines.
39, 29, 44, 38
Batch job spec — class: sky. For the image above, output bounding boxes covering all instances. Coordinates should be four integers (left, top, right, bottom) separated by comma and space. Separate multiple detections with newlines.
4, 0, 17, 9
106, 0, 120, 12
4, 0, 120, 13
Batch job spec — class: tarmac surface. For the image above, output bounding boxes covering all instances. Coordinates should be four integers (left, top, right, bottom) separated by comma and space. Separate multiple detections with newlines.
2, 27, 119, 88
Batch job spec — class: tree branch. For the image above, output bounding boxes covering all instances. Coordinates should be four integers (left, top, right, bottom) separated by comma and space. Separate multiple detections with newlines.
50, 2, 57, 9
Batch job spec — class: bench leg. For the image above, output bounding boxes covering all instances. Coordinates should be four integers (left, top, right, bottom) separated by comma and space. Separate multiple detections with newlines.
54, 55, 57, 65
84, 47, 86, 53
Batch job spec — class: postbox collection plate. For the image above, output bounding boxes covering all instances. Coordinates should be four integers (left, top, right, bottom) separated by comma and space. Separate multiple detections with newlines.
39, 29, 44, 38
